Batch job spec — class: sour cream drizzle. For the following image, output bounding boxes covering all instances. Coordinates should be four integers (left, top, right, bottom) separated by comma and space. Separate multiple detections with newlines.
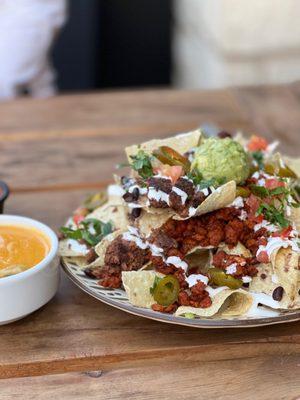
148, 188, 170, 205
66, 239, 89, 255
108, 184, 125, 197
186, 274, 209, 287
246, 292, 281, 317
172, 187, 188, 205
256, 236, 300, 259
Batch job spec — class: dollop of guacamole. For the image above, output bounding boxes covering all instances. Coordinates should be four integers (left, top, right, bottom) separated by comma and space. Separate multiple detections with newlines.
191, 137, 250, 184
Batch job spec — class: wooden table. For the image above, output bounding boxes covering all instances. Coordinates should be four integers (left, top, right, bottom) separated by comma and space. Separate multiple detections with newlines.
0, 84, 300, 399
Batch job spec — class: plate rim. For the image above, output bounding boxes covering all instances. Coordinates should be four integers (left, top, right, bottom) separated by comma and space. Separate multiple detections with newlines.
61, 258, 300, 329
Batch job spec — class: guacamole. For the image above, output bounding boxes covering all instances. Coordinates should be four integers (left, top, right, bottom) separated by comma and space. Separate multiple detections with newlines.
191, 137, 250, 184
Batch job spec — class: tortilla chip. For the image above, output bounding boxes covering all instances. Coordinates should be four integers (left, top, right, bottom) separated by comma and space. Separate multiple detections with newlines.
290, 207, 300, 231
122, 270, 164, 308
184, 249, 212, 274
173, 181, 236, 220
59, 238, 89, 257
284, 156, 300, 177
250, 248, 300, 309
175, 288, 253, 318
273, 247, 300, 308
249, 263, 277, 297
63, 256, 89, 268
87, 201, 129, 231
125, 129, 202, 161
135, 209, 172, 237
95, 229, 121, 262
221, 242, 252, 258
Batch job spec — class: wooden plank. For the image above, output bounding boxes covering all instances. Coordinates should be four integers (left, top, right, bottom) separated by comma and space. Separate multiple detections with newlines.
1, 354, 299, 400
0, 88, 252, 189
0, 89, 249, 135
0, 86, 298, 190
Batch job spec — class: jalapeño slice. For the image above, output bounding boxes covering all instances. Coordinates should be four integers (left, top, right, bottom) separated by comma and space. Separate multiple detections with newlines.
153, 275, 180, 306
264, 163, 298, 178
153, 146, 191, 172
208, 268, 243, 290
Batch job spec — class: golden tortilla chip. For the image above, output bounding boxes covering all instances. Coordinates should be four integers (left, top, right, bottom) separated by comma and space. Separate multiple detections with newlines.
125, 129, 202, 161
184, 249, 212, 274
87, 201, 129, 231
135, 209, 172, 237
63, 256, 89, 268
250, 248, 300, 309
122, 270, 164, 308
175, 288, 253, 318
284, 156, 300, 177
273, 247, 300, 308
173, 181, 236, 220
221, 242, 252, 258
290, 207, 300, 231
59, 238, 89, 257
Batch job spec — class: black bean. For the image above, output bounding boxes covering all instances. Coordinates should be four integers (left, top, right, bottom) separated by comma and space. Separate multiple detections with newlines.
131, 187, 140, 201
272, 286, 284, 301
260, 273, 267, 280
131, 208, 141, 219
86, 248, 98, 264
123, 192, 134, 202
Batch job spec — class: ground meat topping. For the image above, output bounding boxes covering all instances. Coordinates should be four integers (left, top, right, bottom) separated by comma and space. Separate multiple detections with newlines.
147, 177, 172, 193
212, 251, 258, 279
160, 207, 260, 255
104, 235, 150, 271
151, 303, 178, 313
178, 282, 212, 308
149, 231, 178, 253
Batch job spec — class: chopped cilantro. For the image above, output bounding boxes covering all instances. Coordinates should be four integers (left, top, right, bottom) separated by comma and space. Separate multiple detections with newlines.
197, 177, 226, 189
252, 151, 264, 170
130, 150, 154, 179
187, 169, 203, 185
60, 219, 113, 247
257, 203, 289, 228
250, 185, 269, 198
150, 276, 162, 295
250, 185, 289, 199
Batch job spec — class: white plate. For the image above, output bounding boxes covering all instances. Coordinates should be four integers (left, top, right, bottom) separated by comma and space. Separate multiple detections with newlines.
62, 257, 300, 329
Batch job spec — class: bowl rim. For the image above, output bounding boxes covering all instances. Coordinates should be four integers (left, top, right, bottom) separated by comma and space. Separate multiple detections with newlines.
0, 215, 58, 285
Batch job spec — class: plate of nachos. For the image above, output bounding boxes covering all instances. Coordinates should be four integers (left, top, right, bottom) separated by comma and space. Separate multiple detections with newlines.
60, 129, 300, 328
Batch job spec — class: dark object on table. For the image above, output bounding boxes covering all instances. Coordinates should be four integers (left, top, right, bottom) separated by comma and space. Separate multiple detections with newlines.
0, 181, 10, 213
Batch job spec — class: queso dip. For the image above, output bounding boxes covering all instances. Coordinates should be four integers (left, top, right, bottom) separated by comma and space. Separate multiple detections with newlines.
0, 225, 50, 278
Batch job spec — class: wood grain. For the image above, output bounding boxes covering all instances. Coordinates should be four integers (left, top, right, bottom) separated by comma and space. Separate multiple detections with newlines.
0, 85, 299, 398
1, 354, 299, 400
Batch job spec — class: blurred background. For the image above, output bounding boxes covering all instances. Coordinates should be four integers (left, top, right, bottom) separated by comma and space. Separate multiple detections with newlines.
1, 0, 300, 101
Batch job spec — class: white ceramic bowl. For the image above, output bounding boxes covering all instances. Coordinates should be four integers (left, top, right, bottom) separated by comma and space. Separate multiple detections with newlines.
0, 215, 59, 325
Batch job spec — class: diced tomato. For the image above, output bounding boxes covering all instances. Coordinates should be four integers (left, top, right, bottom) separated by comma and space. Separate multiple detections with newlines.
272, 226, 292, 238
73, 214, 85, 226
257, 250, 269, 264
265, 178, 285, 190
154, 165, 184, 183
247, 135, 268, 151
258, 237, 268, 246
246, 194, 261, 216
254, 214, 264, 224
73, 207, 88, 225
